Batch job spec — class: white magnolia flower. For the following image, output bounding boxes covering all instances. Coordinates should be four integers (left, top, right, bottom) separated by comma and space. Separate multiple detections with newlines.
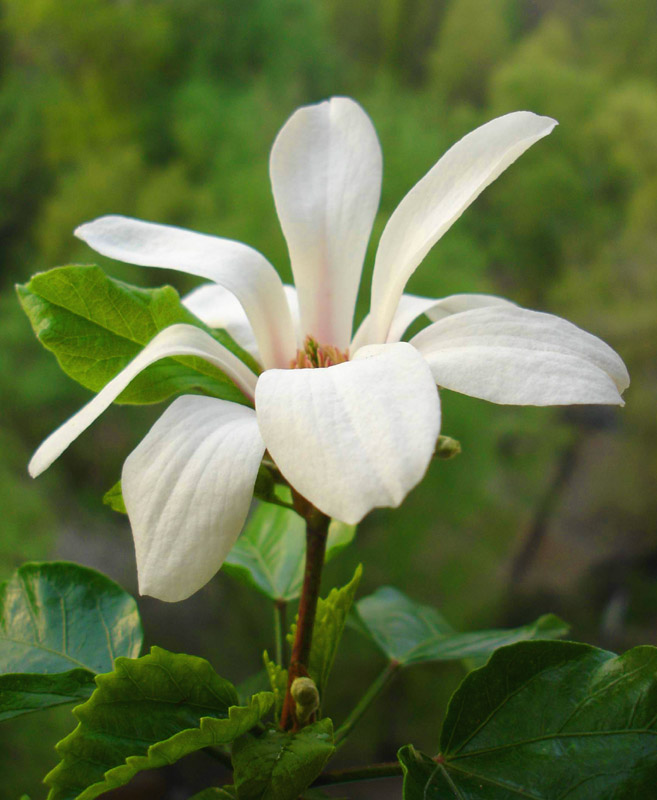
29, 98, 629, 602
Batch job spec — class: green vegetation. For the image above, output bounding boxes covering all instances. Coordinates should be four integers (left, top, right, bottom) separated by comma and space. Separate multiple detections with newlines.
2, 0, 656, 794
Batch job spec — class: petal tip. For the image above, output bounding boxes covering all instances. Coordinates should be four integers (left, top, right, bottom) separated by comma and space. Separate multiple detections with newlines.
74, 214, 128, 242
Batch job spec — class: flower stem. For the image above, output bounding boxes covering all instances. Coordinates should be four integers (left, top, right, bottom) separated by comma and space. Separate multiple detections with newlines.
334, 660, 401, 747
313, 762, 403, 786
273, 599, 287, 667
279, 495, 330, 731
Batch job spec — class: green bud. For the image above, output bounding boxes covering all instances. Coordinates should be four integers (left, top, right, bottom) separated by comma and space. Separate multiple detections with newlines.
291, 676, 320, 725
433, 435, 462, 460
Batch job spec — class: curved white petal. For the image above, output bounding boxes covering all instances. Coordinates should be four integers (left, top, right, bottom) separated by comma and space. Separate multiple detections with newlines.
352, 292, 516, 349
75, 215, 296, 369
270, 97, 382, 349
366, 112, 558, 345
29, 324, 258, 477
183, 283, 302, 360
183, 283, 260, 359
123, 396, 265, 602
256, 343, 440, 524
411, 306, 629, 406
283, 285, 302, 347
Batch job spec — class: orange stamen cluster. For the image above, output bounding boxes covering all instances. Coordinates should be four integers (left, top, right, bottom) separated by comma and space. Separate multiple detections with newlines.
290, 336, 349, 369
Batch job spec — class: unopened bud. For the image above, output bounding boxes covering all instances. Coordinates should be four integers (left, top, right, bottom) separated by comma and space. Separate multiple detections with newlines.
433, 435, 462, 460
291, 676, 320, 725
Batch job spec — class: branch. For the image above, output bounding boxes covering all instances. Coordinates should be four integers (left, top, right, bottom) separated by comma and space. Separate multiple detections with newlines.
279, 493, 330, 730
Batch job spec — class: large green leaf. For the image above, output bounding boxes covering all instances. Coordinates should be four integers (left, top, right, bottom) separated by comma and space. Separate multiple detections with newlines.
399, 640, 657, 798
223, 502, 356, 602
288, 566, 362, 696
45, 646, 274, 800
232, 718, 335, 800
17, 264, 256, 405
352, 586, 568, 665
0, 561, 142, 720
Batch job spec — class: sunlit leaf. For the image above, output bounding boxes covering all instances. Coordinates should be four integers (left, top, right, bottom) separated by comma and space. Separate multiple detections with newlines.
352, 586, 568, 665
263, 651, 287, 719
0, 561, 142, 720
399, 640, 657, 798
223, 502, 356, 602
232, 719, 335, 800
45, 647, 273, 800
17, 264, 255, 405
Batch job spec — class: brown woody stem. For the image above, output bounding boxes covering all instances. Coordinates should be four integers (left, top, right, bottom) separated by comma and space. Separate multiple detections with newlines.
279, 493, 330, 731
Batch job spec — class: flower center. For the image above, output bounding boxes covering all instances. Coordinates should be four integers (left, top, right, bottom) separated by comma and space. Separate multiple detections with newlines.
290, 336, 349, 369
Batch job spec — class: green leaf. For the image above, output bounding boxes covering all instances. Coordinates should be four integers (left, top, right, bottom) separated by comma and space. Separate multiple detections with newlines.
288, 566, 362, 696
0, 671, 95, 722
263, 651, 287, 719
189, 789, 237, 800
17, 264, 256, 405
399, 640, 657, 799
237, 669, 274, 706
398, 746, 450, 799
223, 502, 356, 602
0, 561, 142, 674
102, 481, 126, 514
352, 586, 568, 666
0, 561, 142, 720
232, 718, 335, 800
45, 646, 274, 800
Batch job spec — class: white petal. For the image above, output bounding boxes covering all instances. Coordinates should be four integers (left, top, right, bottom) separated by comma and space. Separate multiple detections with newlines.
123, 396, 265, 602
352, 292, 517, 349
29, 325, 257, 477
366, 112, 557, 345
75, 215, 296, 369
411, 306, 629, 406
184, 283, 302, 360
270, 97, 382, 349
255, 343, 440, 524
283, 285, 302, 346
183, 283, 260, 358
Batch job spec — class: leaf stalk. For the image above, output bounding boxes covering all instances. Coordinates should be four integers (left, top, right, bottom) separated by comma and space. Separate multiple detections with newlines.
313, 761, 403, 786
273, 599, 287, 667
334, 660, 401, 747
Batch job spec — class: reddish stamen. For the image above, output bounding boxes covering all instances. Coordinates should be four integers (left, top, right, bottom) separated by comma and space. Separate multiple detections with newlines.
290, 336, 349, 369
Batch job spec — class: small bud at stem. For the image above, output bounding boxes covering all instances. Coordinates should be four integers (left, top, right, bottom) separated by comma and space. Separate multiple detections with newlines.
291, 676, 320, 725
433, 435, 462, 459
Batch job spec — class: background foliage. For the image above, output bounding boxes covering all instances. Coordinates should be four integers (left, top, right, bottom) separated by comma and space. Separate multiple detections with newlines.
1, 0, 656, 796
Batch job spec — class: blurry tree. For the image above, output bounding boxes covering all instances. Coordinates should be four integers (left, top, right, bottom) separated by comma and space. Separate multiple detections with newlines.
2, 0, 657, 794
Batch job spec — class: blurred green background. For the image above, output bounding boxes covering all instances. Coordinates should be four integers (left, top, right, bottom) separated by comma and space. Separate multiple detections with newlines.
2, 0, 657, 796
